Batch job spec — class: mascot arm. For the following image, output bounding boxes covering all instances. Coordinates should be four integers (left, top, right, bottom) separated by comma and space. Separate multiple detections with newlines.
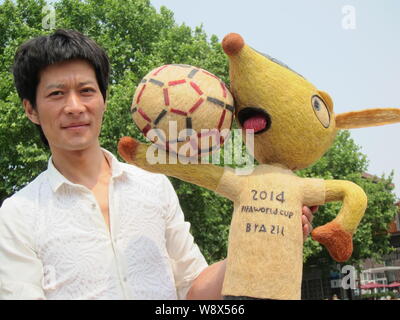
118, 136, 225, 192
311, 179, 367, 262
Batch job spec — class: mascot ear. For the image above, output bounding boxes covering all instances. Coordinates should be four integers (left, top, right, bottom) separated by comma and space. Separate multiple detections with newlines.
317, 90, 334, 112
335, 108, 400, 129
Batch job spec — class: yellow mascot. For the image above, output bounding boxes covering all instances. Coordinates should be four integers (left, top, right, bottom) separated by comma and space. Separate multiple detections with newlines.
118, 33, 400, 300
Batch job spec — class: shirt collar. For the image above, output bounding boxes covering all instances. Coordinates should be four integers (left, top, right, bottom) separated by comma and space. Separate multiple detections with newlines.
47, 148, 125, 193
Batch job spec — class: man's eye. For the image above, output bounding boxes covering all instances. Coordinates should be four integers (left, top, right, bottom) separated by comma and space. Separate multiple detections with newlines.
49, 91, 63, 96
81, 88, 95, 93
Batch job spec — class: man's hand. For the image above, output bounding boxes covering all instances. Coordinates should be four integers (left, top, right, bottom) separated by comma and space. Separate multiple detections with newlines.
302, 206, 317, 242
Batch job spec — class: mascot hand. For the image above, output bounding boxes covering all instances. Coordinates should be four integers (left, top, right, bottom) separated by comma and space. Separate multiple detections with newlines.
118, 136, 141, 164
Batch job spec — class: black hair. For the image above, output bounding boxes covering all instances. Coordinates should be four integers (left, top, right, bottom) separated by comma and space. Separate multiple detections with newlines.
12, 29, 110, 147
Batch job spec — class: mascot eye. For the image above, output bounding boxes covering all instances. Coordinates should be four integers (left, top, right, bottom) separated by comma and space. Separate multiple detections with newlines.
311, 95, 330, 128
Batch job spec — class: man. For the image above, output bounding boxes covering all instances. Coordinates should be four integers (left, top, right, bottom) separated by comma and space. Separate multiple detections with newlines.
0, 29, 315, 299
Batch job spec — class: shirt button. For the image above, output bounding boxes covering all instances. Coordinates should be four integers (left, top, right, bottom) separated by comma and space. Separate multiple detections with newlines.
91, 203, 96, 209
123, 277, 127, 282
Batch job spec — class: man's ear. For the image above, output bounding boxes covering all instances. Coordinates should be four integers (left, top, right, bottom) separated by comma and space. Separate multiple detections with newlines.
23, 99, 40, 125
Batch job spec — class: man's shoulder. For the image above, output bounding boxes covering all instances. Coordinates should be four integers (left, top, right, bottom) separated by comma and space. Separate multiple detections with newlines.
0, 170, 48, 214
105, 148, 169, 189
119, 161, 168, 186
116, 161, 178, 204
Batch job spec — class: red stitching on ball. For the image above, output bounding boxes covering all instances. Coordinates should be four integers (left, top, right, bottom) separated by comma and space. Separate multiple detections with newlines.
142, 123, 152, 136
188, 98, 204, 114
202, 70, 219, 80
190, 81, 203, 95
136, 84, 146, 104
153, 65, 169, 76
163, 88, 170, 106
138, 107, 152, 122
170, 108, 188, 116
168, 79, 186, 86
217, 110, 226, 130
220, 82, 227, 98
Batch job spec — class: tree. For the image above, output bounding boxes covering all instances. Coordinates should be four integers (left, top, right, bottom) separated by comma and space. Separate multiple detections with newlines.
0, 0, 397, 267
300, 131, 398, 270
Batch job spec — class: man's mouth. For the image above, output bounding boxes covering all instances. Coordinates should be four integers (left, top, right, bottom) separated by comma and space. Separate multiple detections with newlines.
62, 123, 90, 129
237, 107, 271, 134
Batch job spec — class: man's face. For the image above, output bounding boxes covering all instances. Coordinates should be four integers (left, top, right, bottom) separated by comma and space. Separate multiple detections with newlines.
24, 59, 106, 152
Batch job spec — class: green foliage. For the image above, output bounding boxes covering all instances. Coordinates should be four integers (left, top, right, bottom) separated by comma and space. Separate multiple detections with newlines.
298, 130, 368, 179
299, 131, 398, 269
0, 0, 397, 267
0, 0, 51, 203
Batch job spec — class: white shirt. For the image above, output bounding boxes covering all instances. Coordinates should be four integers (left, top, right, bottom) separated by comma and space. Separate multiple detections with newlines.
0, 149, 208, 300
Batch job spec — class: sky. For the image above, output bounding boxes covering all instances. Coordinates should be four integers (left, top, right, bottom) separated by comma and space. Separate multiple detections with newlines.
151, 0, 400, 199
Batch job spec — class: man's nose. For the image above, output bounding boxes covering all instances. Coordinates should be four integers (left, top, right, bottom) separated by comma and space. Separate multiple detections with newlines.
64, 92, 85, 114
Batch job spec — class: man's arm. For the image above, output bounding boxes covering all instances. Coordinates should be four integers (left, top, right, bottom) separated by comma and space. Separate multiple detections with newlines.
0, 199, 46, 300
187, 260, 226, 300
186, 206, 317, 299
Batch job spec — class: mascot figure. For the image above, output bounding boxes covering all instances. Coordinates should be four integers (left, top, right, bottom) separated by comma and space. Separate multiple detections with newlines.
118, 33, 400, 300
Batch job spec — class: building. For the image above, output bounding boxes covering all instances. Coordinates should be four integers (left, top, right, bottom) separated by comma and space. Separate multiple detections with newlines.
301, 201, 400, 300
358, 201, 400, 293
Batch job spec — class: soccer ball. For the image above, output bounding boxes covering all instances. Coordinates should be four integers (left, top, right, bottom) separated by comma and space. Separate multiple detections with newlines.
131, 64, 234, 159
